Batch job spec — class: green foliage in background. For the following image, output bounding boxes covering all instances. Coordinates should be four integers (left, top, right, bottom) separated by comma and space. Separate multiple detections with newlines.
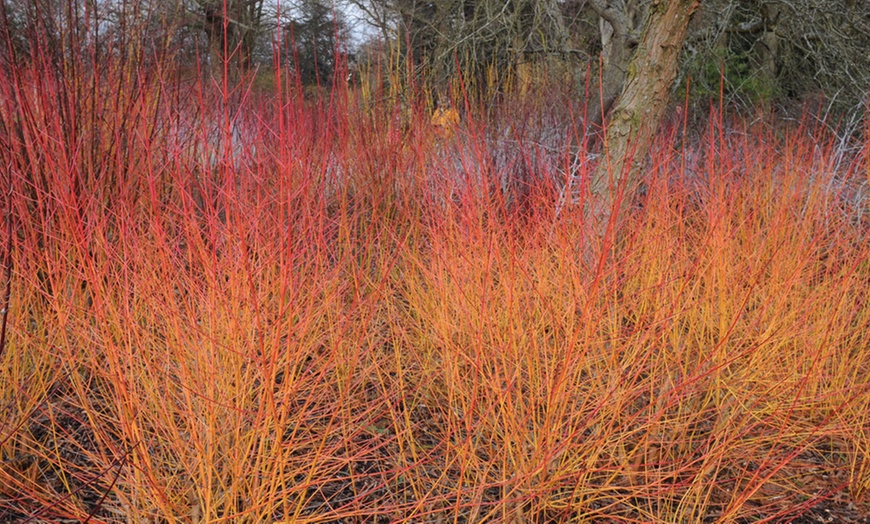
678, 47, 779, 109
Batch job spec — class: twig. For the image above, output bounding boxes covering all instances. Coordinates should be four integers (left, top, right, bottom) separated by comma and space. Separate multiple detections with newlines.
20, 444, 134, 524
0, 182, 13, 363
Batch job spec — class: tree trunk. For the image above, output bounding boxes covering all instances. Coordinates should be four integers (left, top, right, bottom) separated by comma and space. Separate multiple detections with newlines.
589, 0, 699, 237
757, 2, 780, 105
587, 0, 635, 136
201, 0, 263, 83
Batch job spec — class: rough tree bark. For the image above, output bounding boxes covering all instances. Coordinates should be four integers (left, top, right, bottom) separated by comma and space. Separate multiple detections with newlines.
586, 0, 639, 138
589, 0, 699, 238
757, 2, 780, 94
587, 0, 639, 136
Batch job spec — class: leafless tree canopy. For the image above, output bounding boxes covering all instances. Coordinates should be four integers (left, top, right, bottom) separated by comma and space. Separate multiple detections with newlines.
343, 0, 584, 100
683, 0, 870, 111
3, 0, 867, 111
